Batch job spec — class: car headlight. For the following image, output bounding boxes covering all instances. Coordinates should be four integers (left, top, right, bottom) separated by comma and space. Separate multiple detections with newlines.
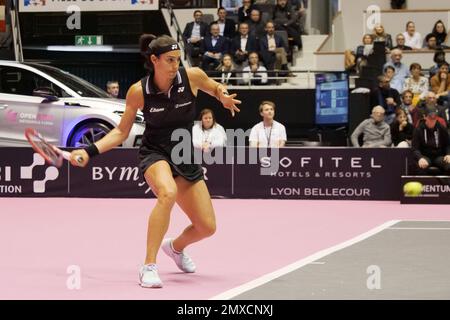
113, 111, 144, 124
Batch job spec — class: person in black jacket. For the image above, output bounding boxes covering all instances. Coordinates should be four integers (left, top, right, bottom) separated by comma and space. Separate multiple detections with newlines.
182, 10, 209, 60
412, 107, 450, 175
238, 0, 254, 23
370, 75, 402, 124
201, 23, 230, 71
212, 7, 237, 40
231, 22, 259, 64
390, 108, 414, 147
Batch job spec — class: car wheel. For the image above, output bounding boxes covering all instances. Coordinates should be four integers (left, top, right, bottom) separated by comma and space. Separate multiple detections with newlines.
69, 122, 112, 148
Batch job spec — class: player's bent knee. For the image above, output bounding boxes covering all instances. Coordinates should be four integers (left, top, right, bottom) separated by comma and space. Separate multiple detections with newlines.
158, 186, 178, 204
198, 220, 216, 237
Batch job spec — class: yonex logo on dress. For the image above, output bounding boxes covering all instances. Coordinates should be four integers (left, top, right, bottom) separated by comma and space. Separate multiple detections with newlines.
171, 44, 178, 50
178, 87, 185, 93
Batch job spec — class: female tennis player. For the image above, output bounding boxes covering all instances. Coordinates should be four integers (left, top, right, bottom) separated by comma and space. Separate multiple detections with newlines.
69, 34, 241, 288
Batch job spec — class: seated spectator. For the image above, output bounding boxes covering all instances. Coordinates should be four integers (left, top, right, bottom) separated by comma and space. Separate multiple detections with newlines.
424, 33, 449, 50
399, 90, 414, 123
212, 7, 237, 40
412, 107, 450, 175
403, 21, 422, 49
430, 62, 450, 99
372, 24, 393, 51
370, 75, 402, 124
214, 54, 238, 85
273, 0, 302, 50
432, 20, 448, 47
390, 108, 414, 147
429, 49, 447, 79
249, 100, 287, 148
248, 9, 266, 40
183, 10, 208, 61
106, 80, 120, 98
411, 92, 448, 128
384, 65, 402, 93
193, 108, 227, 152
345, 34, 373, 74
259, 21, 289, 71
201, 23, 229, 71
402, 63, 429, 103
222, 0, 243, 15
238, 0, 254, 23
383, 49, 410, 92
351, 106, 392, 148
392, 33, 412, 51
290, 0, 308, 35
231, 22, 259, 65
241, 51, 268, 85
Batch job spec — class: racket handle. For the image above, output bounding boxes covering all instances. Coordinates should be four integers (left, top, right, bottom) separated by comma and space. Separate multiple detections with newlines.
62, 151, 84, 164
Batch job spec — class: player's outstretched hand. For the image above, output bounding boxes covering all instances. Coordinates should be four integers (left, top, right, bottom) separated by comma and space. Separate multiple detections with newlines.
219, 92, 241, 117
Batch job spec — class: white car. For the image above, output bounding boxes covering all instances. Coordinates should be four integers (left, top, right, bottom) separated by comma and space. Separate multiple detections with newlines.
0, 60, 144, 147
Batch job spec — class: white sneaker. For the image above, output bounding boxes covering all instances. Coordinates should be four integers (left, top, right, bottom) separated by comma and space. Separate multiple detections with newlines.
139, 264, 163, 288
161, 238, 196, 273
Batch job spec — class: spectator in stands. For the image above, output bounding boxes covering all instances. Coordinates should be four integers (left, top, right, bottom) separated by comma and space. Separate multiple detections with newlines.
390, 108, 414, 147
430, 62, 450, 99
424, 33, 449, 50
273, 0, 302, 50
384, 65, 402, 93
249, 100, 287, 148
231, 22, 259, 65
259, 21, 289, 71
214, 54, 238, 85
192, 108, 227, 152
351, 106, 392, 148
238, 0, 254, 23
201, 23, 229, 71
432, 20, 448, 47
248, 9, 266, 40
212, 7, 237, 39
411, 92, 448, 128
222, 0, 243, 15
399, 90, 414, 123
106, 80, 120, 98
403, 21, 422, 49
355, 34, 374, 73
392, 33, 412, 51
402, 63, 429, 103
372, 24, 393, 51
183, 10, 209, 61
429, 49, 447, 78
241, 51, 268, 85
370, 75, 402, 124
384, 49, 410, 92
412, 106, 450, 175
290, 0, 308, 35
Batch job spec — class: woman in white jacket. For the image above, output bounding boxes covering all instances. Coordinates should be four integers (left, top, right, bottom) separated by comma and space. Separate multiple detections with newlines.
193, 108, 227, 152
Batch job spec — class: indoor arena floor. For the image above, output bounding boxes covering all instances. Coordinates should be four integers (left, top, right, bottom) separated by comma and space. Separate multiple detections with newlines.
1, 198, 449, 300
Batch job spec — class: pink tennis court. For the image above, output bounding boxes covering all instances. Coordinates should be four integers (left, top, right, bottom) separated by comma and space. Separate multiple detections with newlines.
1, 198, 449, 300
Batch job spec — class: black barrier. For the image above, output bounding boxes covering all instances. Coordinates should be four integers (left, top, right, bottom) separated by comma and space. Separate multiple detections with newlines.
0, 147, 412, 201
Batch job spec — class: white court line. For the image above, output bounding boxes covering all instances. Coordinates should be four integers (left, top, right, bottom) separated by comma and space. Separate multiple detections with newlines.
210, 220, 400, 300
389, 227, 450, 230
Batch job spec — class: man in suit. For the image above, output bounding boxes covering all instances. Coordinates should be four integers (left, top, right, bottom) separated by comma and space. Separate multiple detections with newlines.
201, 23, 229, 71
259, 21, 288, 71
183, 10, 209, 60
273, 0, 302, 49
212, 7, 236, 40
231, 22, 259, 65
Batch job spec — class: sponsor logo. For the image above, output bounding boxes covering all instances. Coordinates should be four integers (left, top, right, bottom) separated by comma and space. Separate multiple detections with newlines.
149, 107, 164, 113
175, 101, 192, 109
177, 87, 185, 93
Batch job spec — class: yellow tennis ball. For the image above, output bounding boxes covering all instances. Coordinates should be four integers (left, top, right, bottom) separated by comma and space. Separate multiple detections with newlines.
403, 182, 423, 197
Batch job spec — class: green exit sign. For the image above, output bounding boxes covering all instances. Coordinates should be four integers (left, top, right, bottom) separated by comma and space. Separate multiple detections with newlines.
75, 35, 103, 46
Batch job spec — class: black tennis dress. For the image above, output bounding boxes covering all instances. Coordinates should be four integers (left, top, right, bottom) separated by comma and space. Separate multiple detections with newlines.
138, 68, 203, 182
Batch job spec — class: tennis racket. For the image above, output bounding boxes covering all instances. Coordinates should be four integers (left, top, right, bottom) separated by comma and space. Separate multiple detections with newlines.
25, 128, 83, 167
